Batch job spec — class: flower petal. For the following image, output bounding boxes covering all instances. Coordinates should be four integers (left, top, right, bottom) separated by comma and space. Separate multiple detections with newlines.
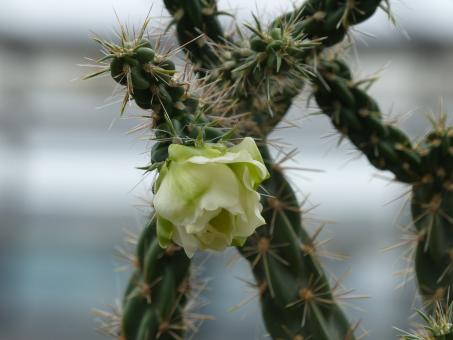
229, 137, 264, 163
154, 162, 243, 228
233, 188, 266, 238
195, 210, 234, 250
171, 225, 199, 258
168, 143, 224, 162
182, 138, 269, 189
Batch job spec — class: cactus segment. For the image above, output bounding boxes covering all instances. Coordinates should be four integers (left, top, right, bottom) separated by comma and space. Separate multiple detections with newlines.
313, 56, 453, 314
121, 219, 191, 340
237, 144, 356, 339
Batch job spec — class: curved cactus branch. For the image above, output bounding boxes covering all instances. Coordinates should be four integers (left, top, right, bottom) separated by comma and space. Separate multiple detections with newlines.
314, 57, 421, 184
238, 144, 356, 339
313, 56, 453, 310
164, 0, 384, 134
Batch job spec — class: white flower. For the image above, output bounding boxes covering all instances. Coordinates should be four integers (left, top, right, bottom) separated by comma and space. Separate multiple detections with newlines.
153, 137, 270, 257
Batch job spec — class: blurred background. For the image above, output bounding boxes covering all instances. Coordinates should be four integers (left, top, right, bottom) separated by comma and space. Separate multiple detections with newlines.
1, 1, 453, 339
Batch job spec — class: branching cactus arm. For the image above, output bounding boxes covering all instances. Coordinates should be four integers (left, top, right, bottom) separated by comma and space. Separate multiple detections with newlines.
314, 58, 422, 184
413, 124, 453, 308
251, 0, 385, 133
314, 57, 453, 309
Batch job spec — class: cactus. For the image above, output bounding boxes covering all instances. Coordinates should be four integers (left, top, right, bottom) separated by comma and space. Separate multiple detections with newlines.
86, 0, 453, 339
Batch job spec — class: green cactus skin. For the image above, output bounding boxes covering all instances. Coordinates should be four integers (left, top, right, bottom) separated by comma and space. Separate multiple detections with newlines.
314, 58, 421, 184
314, 57, 453, 311
204, 17, 319, 138
413, 127, 453, 309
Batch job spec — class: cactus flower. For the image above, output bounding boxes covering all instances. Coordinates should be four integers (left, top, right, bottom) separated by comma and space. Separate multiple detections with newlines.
153, 137, 270, 257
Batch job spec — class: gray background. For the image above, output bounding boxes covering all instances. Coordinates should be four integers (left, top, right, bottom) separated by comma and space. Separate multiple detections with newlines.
1, 0, 453, 339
